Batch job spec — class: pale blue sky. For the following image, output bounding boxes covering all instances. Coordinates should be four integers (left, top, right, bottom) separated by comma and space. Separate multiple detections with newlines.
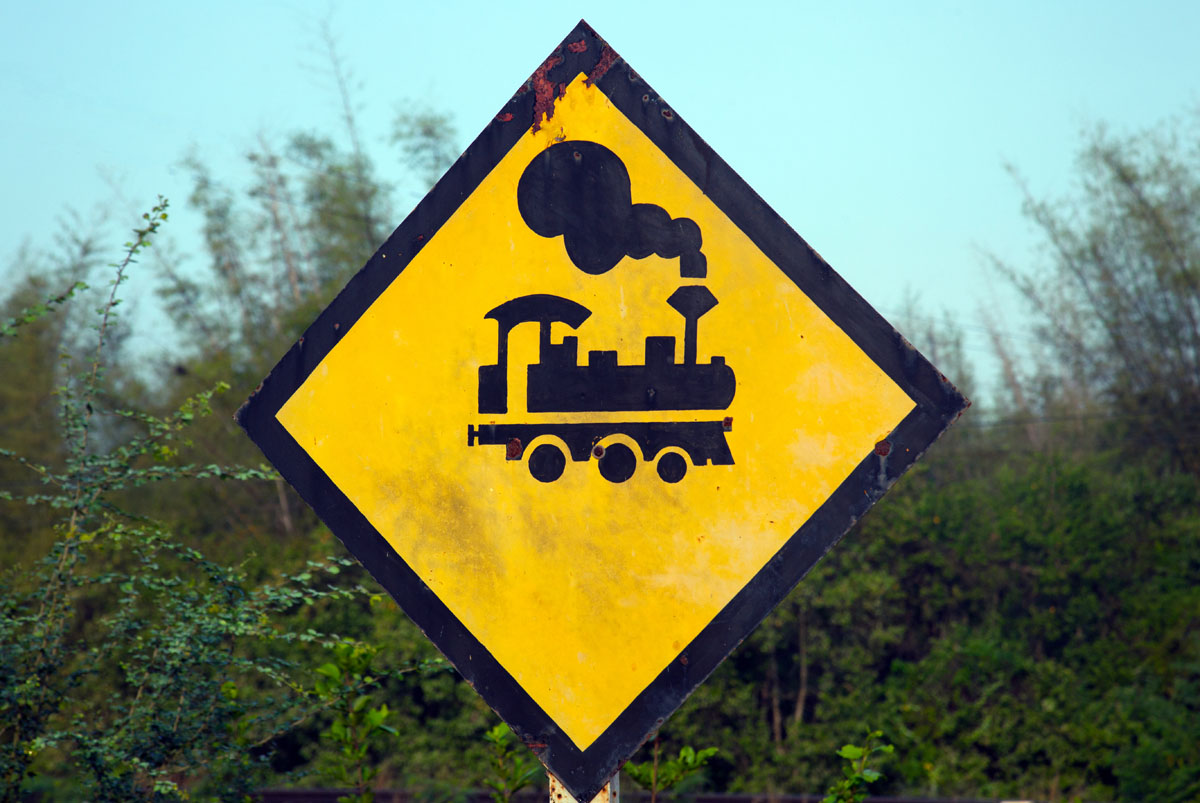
3, 1, 1198, 392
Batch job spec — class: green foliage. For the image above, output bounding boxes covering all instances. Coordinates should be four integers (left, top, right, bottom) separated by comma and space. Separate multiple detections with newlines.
311, 643, 400, 803
821, 730, 893, 803
481, 723, 542, 803
659, 446, 1200, 801
0, 202, 380, 801
3, 44, 1198, 803
624, 737, 717, 803
393, 106, 460, 189
0, 280, 87, 339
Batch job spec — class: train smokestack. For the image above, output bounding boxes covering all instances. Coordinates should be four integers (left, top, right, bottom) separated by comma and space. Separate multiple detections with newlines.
667, 285, 718, 365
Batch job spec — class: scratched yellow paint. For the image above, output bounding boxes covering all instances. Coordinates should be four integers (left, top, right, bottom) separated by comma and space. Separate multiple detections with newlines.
277, 74, 915, 749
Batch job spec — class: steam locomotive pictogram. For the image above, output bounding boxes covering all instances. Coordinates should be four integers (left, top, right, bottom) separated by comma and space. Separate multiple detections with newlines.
467, 139, 737, 483
467, 287, 735, 483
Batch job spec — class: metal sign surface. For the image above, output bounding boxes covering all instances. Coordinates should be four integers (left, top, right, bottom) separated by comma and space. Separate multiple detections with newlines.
237, 21, 967, 802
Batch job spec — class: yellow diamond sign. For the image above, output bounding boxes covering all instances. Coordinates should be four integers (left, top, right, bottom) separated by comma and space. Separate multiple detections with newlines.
238, 21, 966, 803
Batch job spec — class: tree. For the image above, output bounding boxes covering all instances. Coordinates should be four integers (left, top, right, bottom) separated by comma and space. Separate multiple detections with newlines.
139, 64, 461, 561
1000, 114, 1200, 472
0, 203, 381, 800
0, 28, 478, 799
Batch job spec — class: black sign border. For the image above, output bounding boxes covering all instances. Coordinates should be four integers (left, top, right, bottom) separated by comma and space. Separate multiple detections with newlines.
237, 20, 968, 803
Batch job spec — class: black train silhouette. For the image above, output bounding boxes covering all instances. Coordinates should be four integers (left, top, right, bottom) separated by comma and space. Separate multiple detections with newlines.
467, 140, 734, 484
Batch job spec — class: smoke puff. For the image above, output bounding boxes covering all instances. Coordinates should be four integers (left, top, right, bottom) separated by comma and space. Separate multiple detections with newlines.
517, 140, 706, 277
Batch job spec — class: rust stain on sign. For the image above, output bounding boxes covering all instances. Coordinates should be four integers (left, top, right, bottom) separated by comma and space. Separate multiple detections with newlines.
585, 45, 618, 87
530, 53, 565, 132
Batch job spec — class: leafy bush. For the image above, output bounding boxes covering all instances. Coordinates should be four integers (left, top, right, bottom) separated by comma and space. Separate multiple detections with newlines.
0, 201, 385, 801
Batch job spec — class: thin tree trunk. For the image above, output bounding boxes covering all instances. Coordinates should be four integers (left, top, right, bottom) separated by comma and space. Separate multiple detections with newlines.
256, 135, 303, 307
983, 310, 1043, 448
767, 651, 784, 751
275, 477, 294, 537
792, 604, 808, 727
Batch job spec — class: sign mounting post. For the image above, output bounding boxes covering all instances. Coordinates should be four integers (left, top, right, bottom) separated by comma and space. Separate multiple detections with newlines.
238, 20, 967, 803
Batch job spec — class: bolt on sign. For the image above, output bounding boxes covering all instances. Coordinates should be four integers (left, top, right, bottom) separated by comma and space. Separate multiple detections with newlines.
238, 20, 967, 803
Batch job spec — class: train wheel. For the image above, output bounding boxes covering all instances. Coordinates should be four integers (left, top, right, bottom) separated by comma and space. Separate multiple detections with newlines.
597, 443, 636, 483
656, 452, 687, 483
528, 444, 566, 483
